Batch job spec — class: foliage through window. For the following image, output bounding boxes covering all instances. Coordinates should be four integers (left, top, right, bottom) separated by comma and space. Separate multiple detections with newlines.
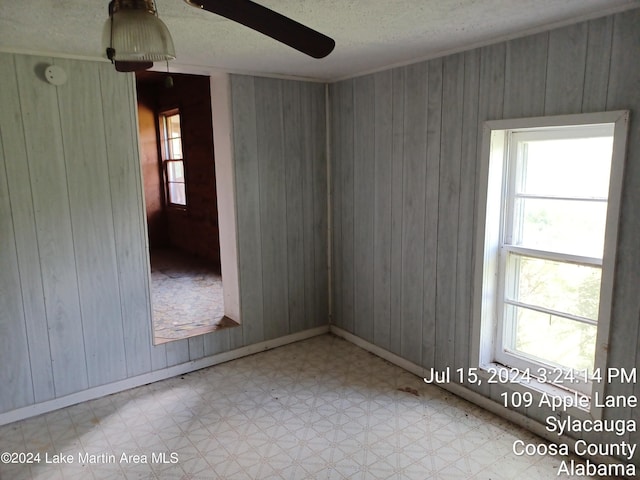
475, 112, 628, 397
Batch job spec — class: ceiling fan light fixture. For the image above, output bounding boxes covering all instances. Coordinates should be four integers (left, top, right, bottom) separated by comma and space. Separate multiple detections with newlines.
104, 0, 175, 70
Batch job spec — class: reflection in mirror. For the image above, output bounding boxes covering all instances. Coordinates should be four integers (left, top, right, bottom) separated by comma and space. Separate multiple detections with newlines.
135, 71, 239, 344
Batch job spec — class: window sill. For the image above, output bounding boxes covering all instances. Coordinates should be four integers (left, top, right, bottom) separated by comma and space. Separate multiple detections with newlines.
154, 315, 239, 345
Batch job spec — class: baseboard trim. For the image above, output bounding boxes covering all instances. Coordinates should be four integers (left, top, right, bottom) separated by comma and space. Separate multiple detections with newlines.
329, 325, 630, 475
0, 325, 329, 427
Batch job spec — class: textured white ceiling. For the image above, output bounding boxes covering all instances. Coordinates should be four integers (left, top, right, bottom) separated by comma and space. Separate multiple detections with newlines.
1, 0, 638, 80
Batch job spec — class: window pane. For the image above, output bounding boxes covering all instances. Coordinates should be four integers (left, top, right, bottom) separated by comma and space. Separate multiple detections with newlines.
506, 254, 601, 321
516, 136, 613, 198
168, 183, 186, 205
168, 138, 183, 159
513, 198, 607, 258
165, 114, 181, 139
167, 161, 184, 182
506, 304, 596, 373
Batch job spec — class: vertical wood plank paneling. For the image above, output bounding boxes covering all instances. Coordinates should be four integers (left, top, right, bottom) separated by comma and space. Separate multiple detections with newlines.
454, 50, 480, 372
544, 23, 588, 115
57, 59, 127, 386
256, 78, 289, 340
422, 58, 443, 369
232, 76, 326, 341
338, 80, 356, 333
188, 335, 205, 360
14, 55, 89, 397
99, 67, 154, 376
389, 67, 405, 356
353, 75, 375, 343
300, 81, 317, 330
310, 83, 329, 328
329, 83, 343, 326
435, 53, 464, 370
503, 32, 548, 118
603, 10, 640, 453
203, 329, 230, 357
0, 53, 55, 403
582, 16, 613, 112
478, 44, 506, 123
165, 339, 190, 367
282, 81, 305, 333
473, 43, 506, 398
231, 75, 263, 346
150, 341, 168, 372
400, 62, 428, 365
0, 108, 34, 411
372, 70, 393, 350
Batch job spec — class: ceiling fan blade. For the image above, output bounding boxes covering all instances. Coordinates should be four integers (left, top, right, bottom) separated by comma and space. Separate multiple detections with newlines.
185, 0, 335, 59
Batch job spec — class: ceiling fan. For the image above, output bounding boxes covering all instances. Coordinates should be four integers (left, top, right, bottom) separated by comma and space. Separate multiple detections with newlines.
105, 0, 336, 72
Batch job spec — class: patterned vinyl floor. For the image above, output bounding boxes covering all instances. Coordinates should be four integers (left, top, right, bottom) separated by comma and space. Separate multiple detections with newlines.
0, 334, 605, 480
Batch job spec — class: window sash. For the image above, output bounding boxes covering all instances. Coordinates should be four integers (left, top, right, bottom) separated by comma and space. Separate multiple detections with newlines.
164, 159, 186, 206
496, 247, 601, 388
473, 110, 629, 407
500, 249, 602, 324
493, 125, 615, 393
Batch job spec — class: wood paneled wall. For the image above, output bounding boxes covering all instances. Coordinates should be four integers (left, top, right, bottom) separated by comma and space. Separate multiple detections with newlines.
230, 76, 329, 347
0, 55, 328, 416
0, 55, 153, 409
330, 10, 640, 466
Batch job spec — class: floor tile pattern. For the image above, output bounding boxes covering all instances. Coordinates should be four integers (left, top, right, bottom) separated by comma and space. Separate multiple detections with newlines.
0, 335, 611, 479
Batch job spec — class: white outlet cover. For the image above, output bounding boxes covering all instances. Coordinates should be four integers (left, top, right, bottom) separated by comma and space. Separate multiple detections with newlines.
44, 65, 67, 85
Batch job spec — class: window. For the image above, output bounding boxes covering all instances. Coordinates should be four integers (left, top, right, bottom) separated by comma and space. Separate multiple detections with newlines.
474, 111, 628, 398
160, 110, 186, 206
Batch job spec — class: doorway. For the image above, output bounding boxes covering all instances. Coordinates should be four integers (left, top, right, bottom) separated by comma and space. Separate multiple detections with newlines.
136, 71, 234, 344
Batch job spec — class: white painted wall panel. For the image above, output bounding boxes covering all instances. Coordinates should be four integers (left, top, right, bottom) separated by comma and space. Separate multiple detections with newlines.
13, 55, 89, 398
0, 53, 55, 405
231, 75, 330, 344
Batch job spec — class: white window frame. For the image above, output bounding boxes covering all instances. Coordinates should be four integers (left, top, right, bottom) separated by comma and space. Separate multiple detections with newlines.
472, 111, 629, 410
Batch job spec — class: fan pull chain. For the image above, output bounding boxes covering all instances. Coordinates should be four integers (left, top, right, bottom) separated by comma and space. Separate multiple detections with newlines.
164, 60, 174, 88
